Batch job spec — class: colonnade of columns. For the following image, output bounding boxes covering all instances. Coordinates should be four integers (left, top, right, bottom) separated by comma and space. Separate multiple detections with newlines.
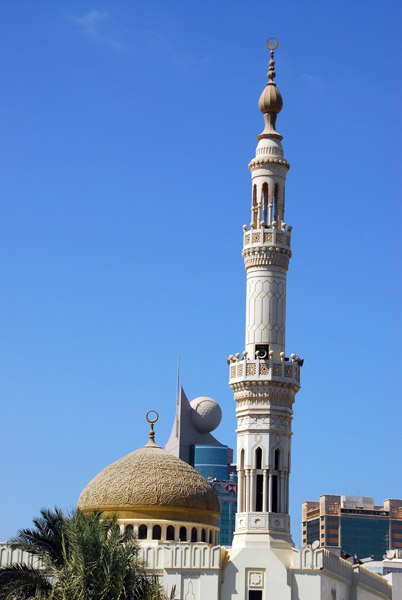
237, 467, 289, 514
251, 181, 285, 229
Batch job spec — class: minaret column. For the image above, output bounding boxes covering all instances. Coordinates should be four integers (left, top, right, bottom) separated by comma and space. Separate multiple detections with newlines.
229, 39, 302, 549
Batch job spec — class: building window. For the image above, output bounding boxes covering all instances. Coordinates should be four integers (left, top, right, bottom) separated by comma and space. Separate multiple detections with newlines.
191, 527, 197, 542
152, 525, 161, 540
138, 525, 147, 539
201, 528, 206, 542
249, 592, 262, 600
209, 531, 212, 544
166, 525, 174, 541
179, 526, 187, 542
125, 525, 133, 537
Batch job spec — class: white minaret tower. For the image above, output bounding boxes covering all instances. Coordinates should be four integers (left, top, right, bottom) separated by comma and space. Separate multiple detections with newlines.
228, 38, 302, 549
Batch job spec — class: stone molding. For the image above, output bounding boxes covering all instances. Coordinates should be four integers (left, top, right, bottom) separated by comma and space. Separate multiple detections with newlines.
235, 512, 290, 535
248, 157, 290, 169
237, 414, 291, 432
242, 247, 291, 269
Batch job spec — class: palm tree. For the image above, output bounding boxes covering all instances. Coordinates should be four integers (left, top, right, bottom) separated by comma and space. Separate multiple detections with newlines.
0, 508, 167, 600
0, 506, 66, 599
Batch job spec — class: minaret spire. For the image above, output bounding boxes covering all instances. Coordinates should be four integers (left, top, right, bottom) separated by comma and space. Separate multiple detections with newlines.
228, 39, 302, 549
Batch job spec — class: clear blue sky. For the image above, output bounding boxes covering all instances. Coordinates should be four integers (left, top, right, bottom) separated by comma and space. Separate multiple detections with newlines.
1, 0, 400, 545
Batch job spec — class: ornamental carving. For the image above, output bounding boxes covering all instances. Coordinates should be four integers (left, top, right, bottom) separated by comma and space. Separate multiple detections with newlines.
78, 446, 220, 513
242, 248, 291, 270
248, 157, 290, 169
246, 363, 257, 376
237, 415, 291, 431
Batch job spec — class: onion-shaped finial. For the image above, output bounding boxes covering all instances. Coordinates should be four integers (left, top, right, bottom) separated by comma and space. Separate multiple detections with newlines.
257, 37, 283, 140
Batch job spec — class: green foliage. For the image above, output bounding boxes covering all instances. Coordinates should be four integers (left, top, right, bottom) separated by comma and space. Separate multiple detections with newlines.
0, 508, 169, 600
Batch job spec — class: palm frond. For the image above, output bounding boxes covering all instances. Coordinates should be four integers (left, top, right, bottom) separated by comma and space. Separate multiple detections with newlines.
0, 564, 51, 599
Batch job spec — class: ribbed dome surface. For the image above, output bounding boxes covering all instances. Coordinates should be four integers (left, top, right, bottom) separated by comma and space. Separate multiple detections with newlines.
78, 444, 220, 514
258, 82, 283, 115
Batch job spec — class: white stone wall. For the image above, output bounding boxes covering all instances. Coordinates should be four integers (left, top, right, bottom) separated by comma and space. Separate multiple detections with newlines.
141, 543, 221, 600
291, 547, 392, 600
245, 267, 287, 357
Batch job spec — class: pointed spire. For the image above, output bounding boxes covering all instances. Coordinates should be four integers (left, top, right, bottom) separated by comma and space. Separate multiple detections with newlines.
258, 38, 283, 140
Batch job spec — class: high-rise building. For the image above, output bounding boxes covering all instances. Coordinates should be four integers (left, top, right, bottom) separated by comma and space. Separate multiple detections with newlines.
165, 387, 237, 545
302, 495, 402, 560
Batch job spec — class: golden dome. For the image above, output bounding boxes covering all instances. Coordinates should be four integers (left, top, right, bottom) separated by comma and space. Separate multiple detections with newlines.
77, 441, 220, 527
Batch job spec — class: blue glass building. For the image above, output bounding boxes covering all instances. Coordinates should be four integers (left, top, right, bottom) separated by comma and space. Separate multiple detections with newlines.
191, 444, 229, 480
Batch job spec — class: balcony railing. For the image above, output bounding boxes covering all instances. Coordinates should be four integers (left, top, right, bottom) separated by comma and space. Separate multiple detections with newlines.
229, 358, 300, 385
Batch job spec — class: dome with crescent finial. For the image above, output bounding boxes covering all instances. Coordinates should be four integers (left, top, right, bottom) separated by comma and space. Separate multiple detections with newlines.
77, 412, 220, 534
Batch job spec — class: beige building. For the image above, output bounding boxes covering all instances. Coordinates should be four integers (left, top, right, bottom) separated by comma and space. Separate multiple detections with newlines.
303, 495, 402, 560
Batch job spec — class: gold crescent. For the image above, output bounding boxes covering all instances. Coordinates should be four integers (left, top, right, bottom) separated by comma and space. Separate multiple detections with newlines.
146, 410, 159, 424
266, 37, 279, 50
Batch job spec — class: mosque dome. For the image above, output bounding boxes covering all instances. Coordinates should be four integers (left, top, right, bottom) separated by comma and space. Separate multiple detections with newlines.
190, 396, 222, 433
78, 428, 220, 528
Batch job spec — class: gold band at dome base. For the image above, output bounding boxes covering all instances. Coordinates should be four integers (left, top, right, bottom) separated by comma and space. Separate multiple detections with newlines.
79, 505, 220, 528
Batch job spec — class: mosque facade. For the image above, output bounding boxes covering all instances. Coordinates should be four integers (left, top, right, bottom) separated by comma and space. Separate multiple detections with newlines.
0, 40, 393, 600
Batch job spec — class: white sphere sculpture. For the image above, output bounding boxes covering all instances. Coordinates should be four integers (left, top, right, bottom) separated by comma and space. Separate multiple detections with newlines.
190, 396, 222, 433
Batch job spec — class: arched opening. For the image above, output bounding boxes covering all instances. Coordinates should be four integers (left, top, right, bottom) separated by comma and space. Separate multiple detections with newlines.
209, 531, 212, 544
256, 476, 263, 512
138, 525, 147, 539
271, 448, 281, 513
262, 182, 269, 226
274, 448, 280, 470
191, 527, 197, 542
152, 525, 161, 540
166, 525, 174, 541
256, 447, 262, 469
125, 524, 134, 537
201, 528, 206, 542
272, 475, 278, 512
274, 182, 280, 226
252, 184, 257, 228
239, 448, 245, 512
179, 526, 187, 542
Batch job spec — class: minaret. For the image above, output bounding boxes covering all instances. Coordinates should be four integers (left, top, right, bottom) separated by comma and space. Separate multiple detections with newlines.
228, 39, 302, 548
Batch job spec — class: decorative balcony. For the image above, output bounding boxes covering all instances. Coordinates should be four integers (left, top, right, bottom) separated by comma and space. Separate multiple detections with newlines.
243, 227, 291, 250
229, 358, 300, 386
